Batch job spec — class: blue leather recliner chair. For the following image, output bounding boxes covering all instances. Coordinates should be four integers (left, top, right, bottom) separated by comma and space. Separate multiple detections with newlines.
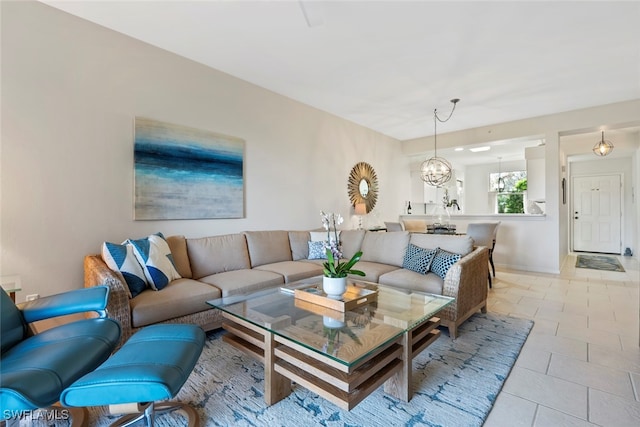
1, 286, 205, 426
0, 286, 121, 425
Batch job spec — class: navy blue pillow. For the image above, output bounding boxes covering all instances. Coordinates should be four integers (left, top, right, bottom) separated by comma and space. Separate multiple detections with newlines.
101, 241, 148, 297
430, 248, 461, 279
402, 244, 438, 274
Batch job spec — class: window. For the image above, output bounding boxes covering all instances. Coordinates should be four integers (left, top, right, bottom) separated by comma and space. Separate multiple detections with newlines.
489, 171, 527, 214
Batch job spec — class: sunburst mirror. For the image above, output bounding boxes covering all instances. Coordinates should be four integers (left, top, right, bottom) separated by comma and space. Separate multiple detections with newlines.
348, 162, 378, 213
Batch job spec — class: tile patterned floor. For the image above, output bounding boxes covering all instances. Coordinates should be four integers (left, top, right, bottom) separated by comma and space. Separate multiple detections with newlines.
484, 254, 640, 427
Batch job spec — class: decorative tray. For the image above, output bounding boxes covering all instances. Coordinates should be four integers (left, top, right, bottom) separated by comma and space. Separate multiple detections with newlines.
292, 283, 378, 312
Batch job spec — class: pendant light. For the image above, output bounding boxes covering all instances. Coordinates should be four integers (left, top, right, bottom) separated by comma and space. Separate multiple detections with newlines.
497, 157, 505, 192
593, 131, 614, 157
421, 98, 460, 187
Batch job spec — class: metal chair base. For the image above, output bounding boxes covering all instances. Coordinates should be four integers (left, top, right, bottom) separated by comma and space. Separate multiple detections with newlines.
109, 402, 200, 427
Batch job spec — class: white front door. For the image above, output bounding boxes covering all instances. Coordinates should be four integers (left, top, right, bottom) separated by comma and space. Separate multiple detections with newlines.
572, 174, 621, 254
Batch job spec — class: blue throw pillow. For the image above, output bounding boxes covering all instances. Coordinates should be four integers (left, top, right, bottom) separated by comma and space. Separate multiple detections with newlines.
308, 240, 328, 260
128, 232, 181, 291
402, 244, 438, 274
430, 248, 462, 280
102, 241, 148, 298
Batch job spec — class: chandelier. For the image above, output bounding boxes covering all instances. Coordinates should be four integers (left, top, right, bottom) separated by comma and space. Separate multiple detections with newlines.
421, 98, 460, 187
593, 131, 614, 157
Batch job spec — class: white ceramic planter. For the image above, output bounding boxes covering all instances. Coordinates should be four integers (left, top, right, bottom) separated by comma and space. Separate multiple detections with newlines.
322, 276, 347, 299
322, 316, 346, 329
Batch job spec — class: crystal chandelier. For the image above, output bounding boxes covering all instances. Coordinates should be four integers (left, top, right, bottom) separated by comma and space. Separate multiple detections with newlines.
592, 131, 614, 157
421, 98, 460, 187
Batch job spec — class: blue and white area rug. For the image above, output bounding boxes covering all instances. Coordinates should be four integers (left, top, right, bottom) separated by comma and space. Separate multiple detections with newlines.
86, 313, 532, 427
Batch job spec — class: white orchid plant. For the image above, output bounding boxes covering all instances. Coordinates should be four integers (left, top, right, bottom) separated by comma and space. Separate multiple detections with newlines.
320, 211, 365, 279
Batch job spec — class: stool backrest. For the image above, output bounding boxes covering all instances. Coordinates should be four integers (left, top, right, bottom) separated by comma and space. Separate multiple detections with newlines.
402, 219, 427, 233
466, 222, 500, 248
384, 222, 404, 232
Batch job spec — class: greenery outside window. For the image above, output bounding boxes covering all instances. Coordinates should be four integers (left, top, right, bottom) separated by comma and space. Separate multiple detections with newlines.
489, 171, 527, 214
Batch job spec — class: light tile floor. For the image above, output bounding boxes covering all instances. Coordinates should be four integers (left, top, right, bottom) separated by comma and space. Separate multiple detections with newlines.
484, 254, 640, 427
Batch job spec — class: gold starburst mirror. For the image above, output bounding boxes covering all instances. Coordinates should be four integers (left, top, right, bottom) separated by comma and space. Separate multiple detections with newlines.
348, 162, 378, 213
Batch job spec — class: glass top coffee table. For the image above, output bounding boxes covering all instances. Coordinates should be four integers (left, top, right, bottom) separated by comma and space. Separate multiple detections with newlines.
207, 277, 454, 411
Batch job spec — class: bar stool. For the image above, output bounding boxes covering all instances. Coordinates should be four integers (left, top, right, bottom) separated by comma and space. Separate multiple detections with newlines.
466, 222, 500, 288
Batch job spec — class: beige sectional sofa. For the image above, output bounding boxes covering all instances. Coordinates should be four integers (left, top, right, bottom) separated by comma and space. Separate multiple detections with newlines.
85, 229, 488, 346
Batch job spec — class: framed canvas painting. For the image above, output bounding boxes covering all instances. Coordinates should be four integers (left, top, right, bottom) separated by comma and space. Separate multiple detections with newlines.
134, 117, 245, 220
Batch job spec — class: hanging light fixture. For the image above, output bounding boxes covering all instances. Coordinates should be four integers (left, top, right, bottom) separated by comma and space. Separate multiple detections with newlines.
593, 131, 614, 157
497, 157, 505, 192
421, 98, 460, 187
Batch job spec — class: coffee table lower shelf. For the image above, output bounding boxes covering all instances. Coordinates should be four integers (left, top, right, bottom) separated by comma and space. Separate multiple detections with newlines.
220, 312, 442, 411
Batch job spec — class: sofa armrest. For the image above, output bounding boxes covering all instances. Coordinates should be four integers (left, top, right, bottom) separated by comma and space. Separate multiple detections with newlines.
84, 255, 132, 335
441, 246, 489, 320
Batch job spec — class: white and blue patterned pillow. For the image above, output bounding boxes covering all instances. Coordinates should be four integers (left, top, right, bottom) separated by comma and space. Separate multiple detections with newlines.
128, 232, 181, 291
430, 248, 462, 280
402, 244, 438, 274
308, 240, 328, 260
102, 241, 148, 298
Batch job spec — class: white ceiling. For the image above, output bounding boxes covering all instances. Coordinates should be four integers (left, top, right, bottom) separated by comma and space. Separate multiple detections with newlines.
42, 0, 640, 146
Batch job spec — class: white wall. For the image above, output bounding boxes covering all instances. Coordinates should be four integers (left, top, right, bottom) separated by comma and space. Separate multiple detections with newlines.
0, 2, 408, 301
526, 145, 546, 204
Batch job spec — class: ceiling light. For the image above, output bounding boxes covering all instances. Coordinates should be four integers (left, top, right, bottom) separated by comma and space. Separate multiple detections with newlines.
454, 147, 464, 151
593, 131, 614, 156
421, 98, 460, 187
497, 157, 505, 192
469, 146, 491, 152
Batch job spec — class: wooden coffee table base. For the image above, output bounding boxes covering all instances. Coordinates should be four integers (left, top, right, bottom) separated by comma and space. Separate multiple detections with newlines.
221, 313, 442, 411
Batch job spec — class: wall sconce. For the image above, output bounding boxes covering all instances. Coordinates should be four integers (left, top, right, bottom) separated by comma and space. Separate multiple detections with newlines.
354, 203, 367, 229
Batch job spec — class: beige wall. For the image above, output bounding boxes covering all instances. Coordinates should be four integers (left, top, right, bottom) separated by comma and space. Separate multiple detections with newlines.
0, 2, 407, 301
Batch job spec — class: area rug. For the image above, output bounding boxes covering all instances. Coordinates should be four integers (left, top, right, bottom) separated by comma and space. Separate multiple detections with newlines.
80, 313, 532, 427
576, 254, 625, 272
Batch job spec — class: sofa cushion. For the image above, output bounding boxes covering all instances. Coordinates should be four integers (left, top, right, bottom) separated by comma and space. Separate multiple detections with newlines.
128, 233, 182, 291
360, 231, 410, 267
409, 234, 473, 256
129, 279, 221, 328
245, 231, 292, 268
430, 249, 462, 279
351, 261, 400, 282
101, 241, 148, 298
402, 244, 438, 274
339, 230, 366, 259
187, 234, 250, 279
254, 261, 323, 283
307, 241, 327, 259
289, 231, 311, 261
165, 235, 192, 279
379, 269, 444, 295
198, 269, 284, 297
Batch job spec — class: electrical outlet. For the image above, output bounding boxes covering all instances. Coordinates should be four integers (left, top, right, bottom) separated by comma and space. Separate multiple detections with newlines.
26, 294, 39, 301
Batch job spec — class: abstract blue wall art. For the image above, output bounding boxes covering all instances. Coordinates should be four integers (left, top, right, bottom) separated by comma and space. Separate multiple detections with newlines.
134, 117, 244, 220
